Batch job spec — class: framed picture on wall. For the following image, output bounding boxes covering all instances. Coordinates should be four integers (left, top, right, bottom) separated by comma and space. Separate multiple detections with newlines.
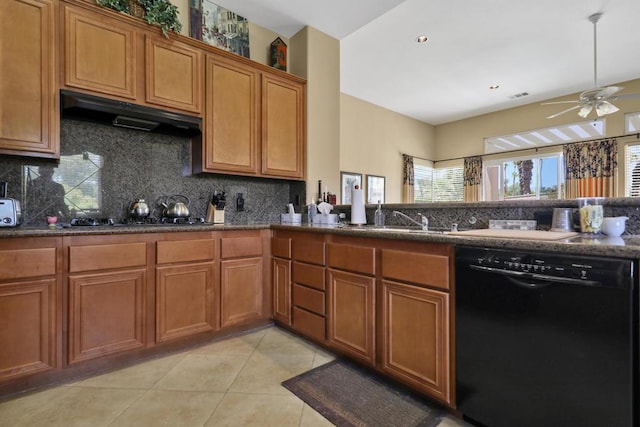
366, 175, 385, 204
340, 171, 362, 204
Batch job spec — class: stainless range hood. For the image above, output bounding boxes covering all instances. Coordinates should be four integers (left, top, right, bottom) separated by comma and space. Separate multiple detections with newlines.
60, 90, 202, 136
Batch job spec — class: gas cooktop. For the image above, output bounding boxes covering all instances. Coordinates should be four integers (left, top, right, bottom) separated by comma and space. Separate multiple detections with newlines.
69, 217, 207, 226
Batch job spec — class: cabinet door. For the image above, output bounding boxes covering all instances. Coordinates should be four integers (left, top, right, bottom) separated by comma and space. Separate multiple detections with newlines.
0, 279, 56, 380
261, 74, 305, 179
145, 35, 202, 114
326, 269, 375, 366
380, 280, 451, 405
0, 0, 58, 157
68, 270, 146, 364
204, 54, 260, 174
272, 257, 291, 325
156, 262, 215, 342
64, 4, 136, 99
220, 257, 263, 328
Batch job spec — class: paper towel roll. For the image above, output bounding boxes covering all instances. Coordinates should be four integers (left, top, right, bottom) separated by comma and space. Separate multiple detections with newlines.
351, 188, 367, 225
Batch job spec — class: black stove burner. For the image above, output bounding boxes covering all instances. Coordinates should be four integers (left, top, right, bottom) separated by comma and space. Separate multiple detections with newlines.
70, 217, 114, 226
160, 217, 205, 225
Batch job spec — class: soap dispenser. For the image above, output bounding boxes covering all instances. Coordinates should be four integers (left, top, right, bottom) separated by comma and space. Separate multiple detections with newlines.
374, 200, 385, 226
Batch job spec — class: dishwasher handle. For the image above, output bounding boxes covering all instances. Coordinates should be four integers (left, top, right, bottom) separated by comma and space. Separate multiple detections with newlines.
469, 264, 601, 287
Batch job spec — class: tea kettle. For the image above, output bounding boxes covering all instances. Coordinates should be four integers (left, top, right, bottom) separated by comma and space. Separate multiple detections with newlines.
162, 195, 190, 218
130, 199, 150, 218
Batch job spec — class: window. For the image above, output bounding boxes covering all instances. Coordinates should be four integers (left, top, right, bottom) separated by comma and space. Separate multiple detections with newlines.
626, 112, 640, 133
483, 153, 563, 201
625, 144, 640, 196
414, 159, 463, 202
484, 120, 605, 153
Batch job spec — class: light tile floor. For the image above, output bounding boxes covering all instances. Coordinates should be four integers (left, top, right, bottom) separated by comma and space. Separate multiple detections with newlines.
0, 326, 467, 427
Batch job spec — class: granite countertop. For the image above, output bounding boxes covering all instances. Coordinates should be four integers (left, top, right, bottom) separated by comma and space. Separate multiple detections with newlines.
272, 224, 640, 258
0, 223, 270, 237
3, 223, 640, 258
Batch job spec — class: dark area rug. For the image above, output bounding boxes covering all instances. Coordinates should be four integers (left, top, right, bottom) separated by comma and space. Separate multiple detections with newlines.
282, 359, 447, 427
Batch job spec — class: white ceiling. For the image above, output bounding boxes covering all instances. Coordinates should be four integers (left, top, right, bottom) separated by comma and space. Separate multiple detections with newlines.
211, 0, 640, 125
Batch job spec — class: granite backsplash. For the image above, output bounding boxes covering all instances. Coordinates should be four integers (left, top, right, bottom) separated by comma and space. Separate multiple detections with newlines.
0, 119, 306, 226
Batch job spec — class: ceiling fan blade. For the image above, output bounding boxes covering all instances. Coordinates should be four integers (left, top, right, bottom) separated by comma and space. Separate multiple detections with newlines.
578, 105, 594, 118
598, 86, 624, 98
546, 105, 583, 119
614, 92, 640, 100
595, 101, 619, 116
541, 100, 580, 105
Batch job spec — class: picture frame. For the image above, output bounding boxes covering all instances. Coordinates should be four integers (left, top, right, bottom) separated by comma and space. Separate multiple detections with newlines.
340, 171, 362, 204
366, 174, 385, 204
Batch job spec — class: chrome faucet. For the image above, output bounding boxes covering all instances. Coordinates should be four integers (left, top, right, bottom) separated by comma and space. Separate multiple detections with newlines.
392, 211, 428, 231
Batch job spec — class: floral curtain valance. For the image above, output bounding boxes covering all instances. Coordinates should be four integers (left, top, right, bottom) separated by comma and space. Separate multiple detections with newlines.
402, 154, 414, 203
463, 155, 482, 202
563, 138, 617, 198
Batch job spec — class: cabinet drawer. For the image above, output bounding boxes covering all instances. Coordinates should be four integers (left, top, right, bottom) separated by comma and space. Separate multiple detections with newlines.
157, 239, 214, 264
292, 262, 324, 290
292, 284, 325, 315
327, 243, 375, 275
69, 243, 146, 273
381, 249, 450, 290
292, 239, 325, 265
220, 236, 263, 259
0, 248, 56, 280
272, 237, 291, 259
292, 306, 325, 343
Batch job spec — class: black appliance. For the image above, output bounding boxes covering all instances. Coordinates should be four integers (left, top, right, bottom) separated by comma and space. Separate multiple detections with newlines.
455, 246, 638, 427
60, 90, 202, 136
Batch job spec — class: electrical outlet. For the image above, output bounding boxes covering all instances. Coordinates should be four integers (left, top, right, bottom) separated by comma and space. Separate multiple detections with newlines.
236, 193, 244, 211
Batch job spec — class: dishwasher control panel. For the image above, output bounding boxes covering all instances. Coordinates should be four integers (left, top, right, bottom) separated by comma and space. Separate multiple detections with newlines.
461, 247, 633, 289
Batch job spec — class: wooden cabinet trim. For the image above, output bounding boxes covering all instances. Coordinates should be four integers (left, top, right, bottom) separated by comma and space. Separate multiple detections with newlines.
0, 279, 56, 380
156, 239, 214, 265
69, 242, 147, 272
63, 4, 136, 99
381, 249, 450, 290
145, 35, 203, 113
155, 262, 215, 342
68, 269, 146, 364
380, 279, 451, 404
292, 262, 325, 290
327, 243, 375, 275
220, 236, 263, 259
271, 237, 291, 259
0, 247, 56, 281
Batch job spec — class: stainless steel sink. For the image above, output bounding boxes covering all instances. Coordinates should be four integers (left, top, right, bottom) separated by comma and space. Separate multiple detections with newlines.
346, 226, 446, 234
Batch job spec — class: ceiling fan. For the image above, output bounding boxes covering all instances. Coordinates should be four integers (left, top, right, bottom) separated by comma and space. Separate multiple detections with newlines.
544, 12, 640, 119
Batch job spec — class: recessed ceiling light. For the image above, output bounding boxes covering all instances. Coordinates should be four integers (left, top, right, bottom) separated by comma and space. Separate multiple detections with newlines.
490, 85, 500, 90
415, 35, 429, 43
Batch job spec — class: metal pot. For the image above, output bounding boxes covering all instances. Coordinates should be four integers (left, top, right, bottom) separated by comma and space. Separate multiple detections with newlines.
130, 199, 150, 218
162, 195, 190, 218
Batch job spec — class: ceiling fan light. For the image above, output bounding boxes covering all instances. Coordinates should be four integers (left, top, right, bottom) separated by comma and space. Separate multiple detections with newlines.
578, 105, 593, 118
595, 101, 619, 116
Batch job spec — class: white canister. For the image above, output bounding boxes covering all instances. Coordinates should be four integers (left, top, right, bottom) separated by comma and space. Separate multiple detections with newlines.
601, 216, 628, 237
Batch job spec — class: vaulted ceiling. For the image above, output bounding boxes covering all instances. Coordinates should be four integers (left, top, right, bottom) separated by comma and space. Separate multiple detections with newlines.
212, 0, 640, 125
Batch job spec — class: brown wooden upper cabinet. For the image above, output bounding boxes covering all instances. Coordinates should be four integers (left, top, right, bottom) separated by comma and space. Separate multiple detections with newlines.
195, 54, 306, 180
0, 0, 59, 158
261, 73, 305, 179
62, 2, 203, 115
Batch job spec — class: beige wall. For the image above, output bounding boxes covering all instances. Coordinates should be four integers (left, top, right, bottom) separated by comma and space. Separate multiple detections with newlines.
290, 27, 341, 203
435, 78, 640, 161
340, 94, 436, 203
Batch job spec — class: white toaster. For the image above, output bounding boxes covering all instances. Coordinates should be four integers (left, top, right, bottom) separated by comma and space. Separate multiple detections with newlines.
0, 198, 22, 227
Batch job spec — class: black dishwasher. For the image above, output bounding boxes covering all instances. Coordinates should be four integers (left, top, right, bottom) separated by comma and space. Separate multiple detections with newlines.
455, 246, 638, 427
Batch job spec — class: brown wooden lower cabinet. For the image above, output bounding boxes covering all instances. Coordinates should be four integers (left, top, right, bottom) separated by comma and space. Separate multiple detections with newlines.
0, 279, 56, 380
380, 279, 451, 405
326, 268, 375, 366
272, 257, 291, 325
220, 257, 263, 328
156, 262, 216, 342
68, 269, 147, 364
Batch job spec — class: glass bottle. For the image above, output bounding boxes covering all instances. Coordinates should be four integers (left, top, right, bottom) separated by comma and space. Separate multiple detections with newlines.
374, 200, 385, 226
